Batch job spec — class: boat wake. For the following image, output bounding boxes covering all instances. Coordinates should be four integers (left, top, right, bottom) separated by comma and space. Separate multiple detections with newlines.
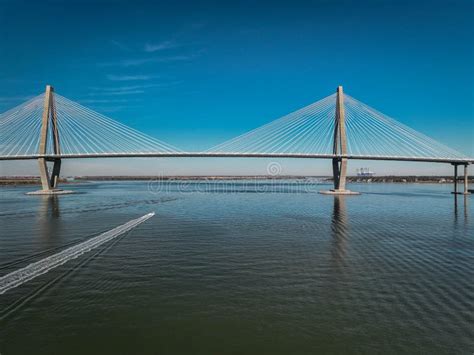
0, 212, 155, 295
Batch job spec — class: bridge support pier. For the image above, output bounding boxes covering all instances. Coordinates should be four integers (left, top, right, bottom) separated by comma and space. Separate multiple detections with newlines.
464, 164, 470, 194
451, 163, 470, 195
454, 164, 458, 194
38, 158, 51, 191
38, 158, 61, 191
50, 158, 61, 189
332, 157, 348, 191
320, 86, 359, 195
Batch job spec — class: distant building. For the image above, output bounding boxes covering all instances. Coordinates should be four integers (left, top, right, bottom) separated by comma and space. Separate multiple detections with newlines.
356, 168, 375, 177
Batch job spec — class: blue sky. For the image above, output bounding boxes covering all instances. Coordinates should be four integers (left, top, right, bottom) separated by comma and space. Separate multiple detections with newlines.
0, 0, 473, 175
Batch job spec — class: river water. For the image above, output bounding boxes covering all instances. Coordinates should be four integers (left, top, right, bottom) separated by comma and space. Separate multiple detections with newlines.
0, 181, 472, 354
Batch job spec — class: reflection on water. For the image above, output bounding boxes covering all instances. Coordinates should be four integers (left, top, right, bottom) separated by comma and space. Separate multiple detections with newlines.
39, 196, 61, 218
330, 196, 348, 266
38, 196, 61, 242
453, 193, 469, 222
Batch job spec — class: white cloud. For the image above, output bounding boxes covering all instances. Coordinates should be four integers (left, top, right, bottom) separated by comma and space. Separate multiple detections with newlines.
122, 55, 194, 67
144, 40, 179, 52
101, 90, 145, 96
78, 98, 141, 104
0, 95, 34, 103
89, 83, 179, 93
107, 74, 159, 81
99, 50, 203, 67
110, 40, 131, 51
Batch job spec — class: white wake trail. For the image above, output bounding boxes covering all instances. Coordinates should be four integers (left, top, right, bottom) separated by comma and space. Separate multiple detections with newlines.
0, 212, 155, 295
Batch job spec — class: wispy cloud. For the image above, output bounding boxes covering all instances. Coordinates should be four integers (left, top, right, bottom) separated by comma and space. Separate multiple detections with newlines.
90, 83, 179, 92
0, 96, 34, 103
105, 55, 195, 67
107, 74, 159, 81
110, 40, 131, 52
102, 90, 145, 96
86, 85, 145, 96
144, 40, 179, 52
86, 81, 181, 98
99, 49, 203, 67
92, 105, 141, 113
79, 98, 142, 104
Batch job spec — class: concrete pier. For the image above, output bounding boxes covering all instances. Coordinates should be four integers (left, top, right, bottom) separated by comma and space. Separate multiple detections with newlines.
452, 163, 470, 195
464, 164, 470, 194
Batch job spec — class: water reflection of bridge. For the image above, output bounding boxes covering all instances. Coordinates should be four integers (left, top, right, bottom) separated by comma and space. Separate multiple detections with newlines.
454, 194, 469, 222
38, 196, 61, 242
330, 196, 348, 266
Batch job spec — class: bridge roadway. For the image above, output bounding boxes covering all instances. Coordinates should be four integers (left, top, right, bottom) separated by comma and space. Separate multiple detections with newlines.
0, 152, 472, 164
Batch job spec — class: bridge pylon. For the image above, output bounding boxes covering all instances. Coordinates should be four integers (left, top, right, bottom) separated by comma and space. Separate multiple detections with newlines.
29, 85, 70, 195
320, 86, 359, 195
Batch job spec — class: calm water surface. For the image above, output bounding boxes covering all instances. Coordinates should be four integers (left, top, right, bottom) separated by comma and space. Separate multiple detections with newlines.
0, 181, 473, 354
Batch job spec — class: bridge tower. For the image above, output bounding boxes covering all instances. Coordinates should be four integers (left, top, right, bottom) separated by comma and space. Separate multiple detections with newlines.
332, 86, 348, 191
37, 85, 62, 192
320, 86, 359, 195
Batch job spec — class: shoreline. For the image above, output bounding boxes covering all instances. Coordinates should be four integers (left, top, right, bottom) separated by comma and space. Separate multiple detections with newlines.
1, 175, 471, 186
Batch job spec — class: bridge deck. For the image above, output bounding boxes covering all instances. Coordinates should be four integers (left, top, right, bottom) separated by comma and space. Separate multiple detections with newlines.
0, 153, 472, 164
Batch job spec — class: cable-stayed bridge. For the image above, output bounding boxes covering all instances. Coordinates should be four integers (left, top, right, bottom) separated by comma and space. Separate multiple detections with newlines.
1, 85, 472, 194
